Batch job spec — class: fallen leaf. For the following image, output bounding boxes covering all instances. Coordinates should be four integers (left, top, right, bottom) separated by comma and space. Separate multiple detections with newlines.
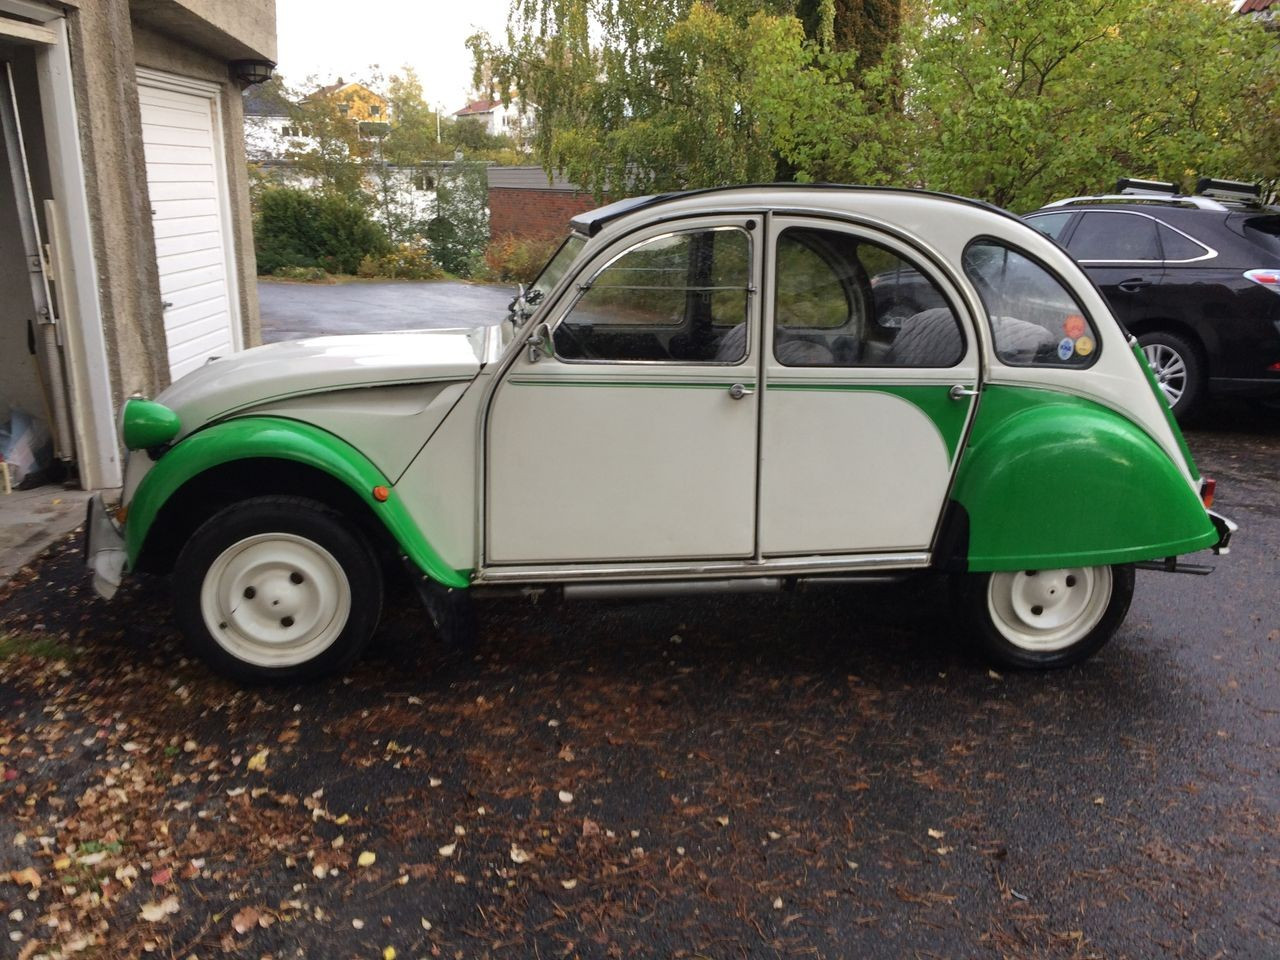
151, 867, 172, 886
582, 818, 600, 837
352, 918, 364, 929
715, 816, 730, 827
231, 906, 260, 934
9, 868, 40, 889
772, 896, 783, 910
247, 749, 269, 772
935, 846, 953, 855
428, 777, 442, 787
1093, 796, 1105, 805
927, 828, 945, 839
561, 878, 578, 890
558, 790, 574, 804
558, 745, 575, 762
420, 918, 432, 930
437, 843, 456, 858
357, 851, 376, 868
140, 896, 180, 922
988, 669, 1002, 680
383, 948, 396, 960
767, 831, 782, 841
509, 844, 532, 864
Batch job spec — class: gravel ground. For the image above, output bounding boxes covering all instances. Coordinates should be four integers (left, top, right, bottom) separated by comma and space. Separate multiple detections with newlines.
0, 403, 1276, 960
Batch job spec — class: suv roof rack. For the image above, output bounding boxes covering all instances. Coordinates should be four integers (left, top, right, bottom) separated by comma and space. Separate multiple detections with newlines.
1116, 177, 1179, 196
1195, 177, 1262, 204
1041, 193, 1230, 212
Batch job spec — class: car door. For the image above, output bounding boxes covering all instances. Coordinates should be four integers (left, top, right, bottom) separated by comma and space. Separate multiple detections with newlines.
485, 216, 763, 564
757, 218, 980, 557
1061, 210, 1166, 332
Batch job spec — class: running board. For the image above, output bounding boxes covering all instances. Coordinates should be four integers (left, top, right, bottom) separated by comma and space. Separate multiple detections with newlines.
1134, 558, 1214, 576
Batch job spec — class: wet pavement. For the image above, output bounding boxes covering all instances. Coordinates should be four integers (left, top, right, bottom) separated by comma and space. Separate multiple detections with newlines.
258, 279, 515, 343
0, 402, 1276, 959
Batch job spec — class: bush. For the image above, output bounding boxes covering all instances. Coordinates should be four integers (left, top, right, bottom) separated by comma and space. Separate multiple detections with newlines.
271, 265, 329, 282
356, 243, 446, 280
254, 187, 390, 275
481, 234, 562, 284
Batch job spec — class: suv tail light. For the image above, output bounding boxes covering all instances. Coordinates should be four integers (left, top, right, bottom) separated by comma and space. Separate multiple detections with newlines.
1244, 268, 1280, 293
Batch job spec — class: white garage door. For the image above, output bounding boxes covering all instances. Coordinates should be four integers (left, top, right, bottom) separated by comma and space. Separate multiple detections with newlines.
137, 70, 241, 381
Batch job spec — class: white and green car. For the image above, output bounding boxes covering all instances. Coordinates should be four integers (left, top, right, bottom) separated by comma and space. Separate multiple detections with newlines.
87, 186, 1235, 681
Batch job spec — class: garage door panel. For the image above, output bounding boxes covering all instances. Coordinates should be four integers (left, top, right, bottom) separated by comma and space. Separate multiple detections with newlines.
139, 72, 240, 380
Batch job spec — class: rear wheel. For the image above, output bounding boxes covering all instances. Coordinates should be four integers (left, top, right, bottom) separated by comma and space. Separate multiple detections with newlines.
1139, 330, 1203, 420
957, 564, 1135, 669
174, 496, 383, 682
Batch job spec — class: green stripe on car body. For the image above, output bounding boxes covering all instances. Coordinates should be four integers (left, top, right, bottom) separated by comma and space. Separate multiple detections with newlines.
506, 378, 749, 389
125, 416, 469, 589
952, 384, 1217, 571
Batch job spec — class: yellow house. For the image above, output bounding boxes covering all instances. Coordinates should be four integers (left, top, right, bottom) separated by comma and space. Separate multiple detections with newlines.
305, 80, 388, 124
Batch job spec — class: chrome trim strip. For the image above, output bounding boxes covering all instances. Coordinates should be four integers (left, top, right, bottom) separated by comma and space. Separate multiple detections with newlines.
474, 551, 931, 584
1029, 209, 1218, 264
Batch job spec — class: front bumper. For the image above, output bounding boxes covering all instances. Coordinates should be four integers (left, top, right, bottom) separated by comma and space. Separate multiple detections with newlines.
84, 494, 126, 600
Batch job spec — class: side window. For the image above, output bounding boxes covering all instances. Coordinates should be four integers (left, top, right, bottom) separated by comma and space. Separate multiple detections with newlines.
773, 227, 964, 367
1067, 212, 1159, 261
962, 240, 1099, 367
1157, 222, 1209, 261
1027, 212, 1073, 242
554, 228, 751, 363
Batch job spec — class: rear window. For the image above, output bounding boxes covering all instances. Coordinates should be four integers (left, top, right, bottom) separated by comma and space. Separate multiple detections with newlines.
1157, 223, 1208, 261
1242, 216, 1280, 257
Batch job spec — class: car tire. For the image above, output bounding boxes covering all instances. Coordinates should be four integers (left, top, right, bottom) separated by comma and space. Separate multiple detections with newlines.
173, 495, 383, 682
1138, 331, 1203, 420
956, 564, 1135, 670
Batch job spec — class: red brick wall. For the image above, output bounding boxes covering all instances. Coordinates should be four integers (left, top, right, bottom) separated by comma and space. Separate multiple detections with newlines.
489, 187, 599, 242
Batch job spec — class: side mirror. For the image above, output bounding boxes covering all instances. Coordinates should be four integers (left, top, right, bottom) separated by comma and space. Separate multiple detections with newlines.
526, 321, 554, 363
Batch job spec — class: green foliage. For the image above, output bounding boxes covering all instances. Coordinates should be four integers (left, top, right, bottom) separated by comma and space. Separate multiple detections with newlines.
357, 243, 446, 280
477, 0, 1279, 212
427, 160, 490, 277
0, 631, 76, 661
254, 187, 390, 275
271, 265, 330, 282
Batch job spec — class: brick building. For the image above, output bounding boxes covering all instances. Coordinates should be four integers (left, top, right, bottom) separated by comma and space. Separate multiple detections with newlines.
487, 166, 597, 242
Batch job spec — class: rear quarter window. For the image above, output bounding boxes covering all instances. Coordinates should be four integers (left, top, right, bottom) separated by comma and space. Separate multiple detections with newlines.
1242, 216, 1280, 258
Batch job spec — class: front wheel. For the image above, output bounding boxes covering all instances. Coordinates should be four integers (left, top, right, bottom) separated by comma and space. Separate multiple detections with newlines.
956, 564, 1135, 669
174, 496, 383, 682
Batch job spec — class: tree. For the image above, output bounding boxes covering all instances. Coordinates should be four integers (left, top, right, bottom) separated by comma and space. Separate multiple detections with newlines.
285, 79, 366, 197
428, 159, 490, 276
384, 67, 450, 164
900, 0, 1280, 210
471, 1, 904, 199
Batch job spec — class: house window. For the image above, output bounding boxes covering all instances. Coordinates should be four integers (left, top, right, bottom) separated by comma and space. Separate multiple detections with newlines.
369, 104, 381, 117
410, 172, 435, 191
281, 125, 300, 138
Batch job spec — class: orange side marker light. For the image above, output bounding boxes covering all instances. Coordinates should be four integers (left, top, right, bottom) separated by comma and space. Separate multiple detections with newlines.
372, 485, 390, 502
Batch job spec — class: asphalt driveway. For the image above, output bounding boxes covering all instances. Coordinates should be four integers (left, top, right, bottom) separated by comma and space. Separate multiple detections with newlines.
1, 403, 1277, 958
258, 279, 517, 343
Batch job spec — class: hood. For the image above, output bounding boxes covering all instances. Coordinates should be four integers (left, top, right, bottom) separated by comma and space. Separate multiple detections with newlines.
158, 329, 488, 438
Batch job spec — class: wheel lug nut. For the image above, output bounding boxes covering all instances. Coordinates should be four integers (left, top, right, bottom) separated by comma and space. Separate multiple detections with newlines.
281, 616, 294, 628
243, 586, 256, 599
1030, 605, 1044, 616
290, 572, 304, 584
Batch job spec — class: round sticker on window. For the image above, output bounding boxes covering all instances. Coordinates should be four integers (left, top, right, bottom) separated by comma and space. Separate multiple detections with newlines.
1064, 314, 1086, 339
1057, 337, 1075, 361
1075, 335, 1095, 357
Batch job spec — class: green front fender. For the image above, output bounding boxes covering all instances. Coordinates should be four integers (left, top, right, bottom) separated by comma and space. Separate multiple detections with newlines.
125, 416, 469, 589
952, 386, 1217, 571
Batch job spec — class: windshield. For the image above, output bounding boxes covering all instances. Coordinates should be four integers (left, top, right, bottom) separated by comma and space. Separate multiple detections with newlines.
505, 234, 588, 330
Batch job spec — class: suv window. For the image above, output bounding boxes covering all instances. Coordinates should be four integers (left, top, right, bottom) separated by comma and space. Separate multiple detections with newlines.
1027, 212, 1072, 241
1068, 212, 1159, 261
772, 227, 963, 367
1157, 222, 1209, 261
963, 240, 1098, 367
1242, 215, 1280, 257
554, 227, 750, 363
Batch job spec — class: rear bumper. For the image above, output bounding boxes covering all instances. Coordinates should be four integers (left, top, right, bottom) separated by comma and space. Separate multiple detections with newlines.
84, 494, 126, 600
1208, 509, 1236, 555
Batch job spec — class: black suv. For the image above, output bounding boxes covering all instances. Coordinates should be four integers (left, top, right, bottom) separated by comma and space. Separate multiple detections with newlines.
1027, 179, 1280, 419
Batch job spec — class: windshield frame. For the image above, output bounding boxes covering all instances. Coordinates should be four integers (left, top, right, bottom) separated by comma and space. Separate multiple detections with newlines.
503, 232, 589, 340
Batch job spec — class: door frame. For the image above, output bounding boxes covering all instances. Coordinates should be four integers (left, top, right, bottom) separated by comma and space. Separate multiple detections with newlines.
478, 212, 765, 569
136, 66, 244, 369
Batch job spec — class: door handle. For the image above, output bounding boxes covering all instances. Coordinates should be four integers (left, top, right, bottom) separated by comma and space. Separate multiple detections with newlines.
728, 382, 755, 400
948, 383, 978, 400
1117, 278, 1150, 294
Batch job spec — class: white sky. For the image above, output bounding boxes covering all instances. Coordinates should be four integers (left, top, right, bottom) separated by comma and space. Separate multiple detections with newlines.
273, 0, 515, 111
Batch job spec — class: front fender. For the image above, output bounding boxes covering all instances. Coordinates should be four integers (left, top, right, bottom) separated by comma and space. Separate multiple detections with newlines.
953, 386, 1217, 571
125, 416, 469, 589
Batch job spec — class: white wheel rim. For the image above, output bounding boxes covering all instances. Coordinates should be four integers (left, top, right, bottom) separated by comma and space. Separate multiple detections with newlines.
1142, 343, 1186, 407
199, 533, 352, 668
986, 566, 1112, 653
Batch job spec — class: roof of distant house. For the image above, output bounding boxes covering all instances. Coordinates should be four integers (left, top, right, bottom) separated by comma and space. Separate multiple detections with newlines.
243, 83, 292, 118
1238, 0, 1276, 12
304, 80, 386, 103
455, 98, 503, 117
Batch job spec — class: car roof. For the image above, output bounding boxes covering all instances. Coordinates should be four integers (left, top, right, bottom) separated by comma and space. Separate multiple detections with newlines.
1032, 195, 1279, 217
569, 183, 1023, 237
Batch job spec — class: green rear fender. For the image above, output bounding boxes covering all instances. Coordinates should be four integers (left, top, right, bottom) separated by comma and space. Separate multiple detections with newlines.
952, 386, 1217, 571
125, 416, 469, 589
